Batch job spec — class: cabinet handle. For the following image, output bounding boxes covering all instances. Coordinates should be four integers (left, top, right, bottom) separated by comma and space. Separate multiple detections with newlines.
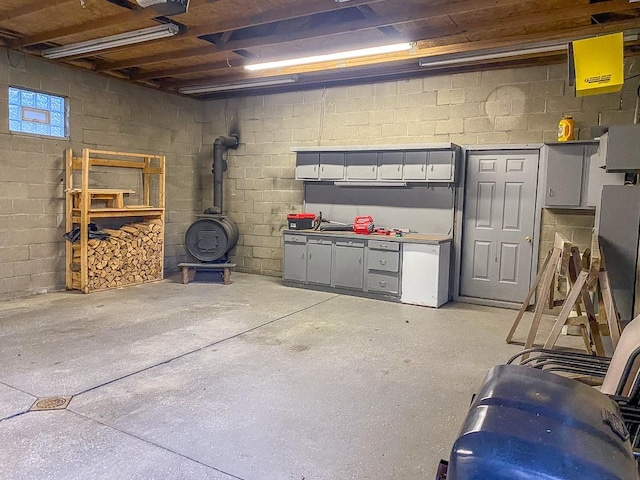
397, 165, 401, 171
421, 165, 424, 172
549, 188, 553, 197
309, 252, 312, 259
380, 259, 387, 265
314, 165, 318, 172
431, 164, 434, 171
372, 166, 375, 172
359, 256, 362, 265
379, 281, 386, 287
302, 251, 305, 259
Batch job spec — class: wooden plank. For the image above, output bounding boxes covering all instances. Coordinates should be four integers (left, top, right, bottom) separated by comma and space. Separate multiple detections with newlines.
555, 232, 572, 276
80, 148, 90, 294
587, 232, 601, 288
544, 270, 588, 350
599, 269, 622, 349
159, 156, 166, 280
571, 249, 605, 355
506, 250, 551, 343
86, 149, 164, 159
65, 148, 73, 290
68, 188, 135, 194
523, 246, 563, 356
0, 0, 74, 23
73, 158, 147, 169
143, 157, 151, 207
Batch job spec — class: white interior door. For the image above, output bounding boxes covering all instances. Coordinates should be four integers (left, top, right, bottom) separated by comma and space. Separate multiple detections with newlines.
460, 151, 539, 303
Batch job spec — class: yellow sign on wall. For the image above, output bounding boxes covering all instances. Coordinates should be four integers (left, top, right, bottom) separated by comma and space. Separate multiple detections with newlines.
572, 32, 624, 96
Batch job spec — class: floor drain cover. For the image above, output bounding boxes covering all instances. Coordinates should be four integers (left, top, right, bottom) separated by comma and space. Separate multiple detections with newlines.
30, 396, 72, 411
291, 344, 310, 352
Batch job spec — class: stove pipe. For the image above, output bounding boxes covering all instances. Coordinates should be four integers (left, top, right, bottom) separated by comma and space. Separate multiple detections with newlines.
212, 134, 239, 213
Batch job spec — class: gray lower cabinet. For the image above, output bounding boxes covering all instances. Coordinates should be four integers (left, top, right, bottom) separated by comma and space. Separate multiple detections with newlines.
283, 234, 307, 282
367, 240, 400, 294
282, 232, 451, 307
333, 240, 365, 289
307, 239, 332, 285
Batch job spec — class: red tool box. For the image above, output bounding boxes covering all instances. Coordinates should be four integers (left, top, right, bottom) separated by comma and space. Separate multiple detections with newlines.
286, 213, 316, 230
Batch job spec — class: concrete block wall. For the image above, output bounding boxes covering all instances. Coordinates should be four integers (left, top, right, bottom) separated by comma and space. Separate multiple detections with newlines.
204, 60, 640, 278
0, 49, 206, 300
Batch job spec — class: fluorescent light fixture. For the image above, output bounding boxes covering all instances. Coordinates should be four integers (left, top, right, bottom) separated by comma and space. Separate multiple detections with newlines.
41, 23, 180, 59
245, 42, 413, 72
179, 76, 299, 94
419, 43, 568, 68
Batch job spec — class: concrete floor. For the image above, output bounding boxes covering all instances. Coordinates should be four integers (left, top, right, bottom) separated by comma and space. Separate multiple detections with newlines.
0, 272, 550, 479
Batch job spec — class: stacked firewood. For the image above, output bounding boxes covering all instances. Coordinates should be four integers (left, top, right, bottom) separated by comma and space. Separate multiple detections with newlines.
86, 219, 163, 290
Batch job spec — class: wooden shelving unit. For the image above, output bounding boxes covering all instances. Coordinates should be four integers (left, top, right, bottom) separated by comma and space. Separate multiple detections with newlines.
65, 148, 166, 293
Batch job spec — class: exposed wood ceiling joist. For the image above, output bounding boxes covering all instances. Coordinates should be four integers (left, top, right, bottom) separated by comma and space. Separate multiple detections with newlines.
0, 0, 638, 98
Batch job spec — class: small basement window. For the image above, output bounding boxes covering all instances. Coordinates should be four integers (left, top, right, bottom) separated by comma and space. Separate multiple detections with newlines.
8, 87, 67, 138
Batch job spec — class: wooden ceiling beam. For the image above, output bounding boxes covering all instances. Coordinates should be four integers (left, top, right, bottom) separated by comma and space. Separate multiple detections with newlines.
94, 0, 524, 71
10, 0, 216, 48
127, 0, 639, 81
0, 0, 75, 24
165, 18, 640, 88
131, 59, 242, 80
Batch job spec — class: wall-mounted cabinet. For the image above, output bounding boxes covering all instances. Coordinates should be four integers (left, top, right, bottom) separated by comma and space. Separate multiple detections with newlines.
283, 231, 451, 307
295, 152, 345, 180
294, 145, 459, 183
542, 142, 625, 210
345, 152, 378, 180
379, 151, 404, 180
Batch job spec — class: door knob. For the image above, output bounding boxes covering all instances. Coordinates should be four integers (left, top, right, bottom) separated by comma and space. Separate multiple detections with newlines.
525, 236, 532, 243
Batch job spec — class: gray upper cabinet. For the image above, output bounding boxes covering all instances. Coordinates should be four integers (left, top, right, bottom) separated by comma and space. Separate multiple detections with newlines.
346, 152, 378, 180
545, 144, 585, 207
379, 152, 403, 180
296, 152, 320, 180
403, 151, 428, 180
319, 153, 345, 180
427, 151, 455, 182
295, 145, 458, 183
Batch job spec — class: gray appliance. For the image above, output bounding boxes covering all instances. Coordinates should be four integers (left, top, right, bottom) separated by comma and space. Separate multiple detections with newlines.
598, 185, 640, 321
600, 124, 640, 172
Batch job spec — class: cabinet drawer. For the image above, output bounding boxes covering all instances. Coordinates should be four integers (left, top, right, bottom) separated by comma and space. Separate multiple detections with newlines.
368, 239, 400, 251
367, 249, 399, 272
284, 234, 307, 243
308, 237, 332, 245
367, 272, 399, 294
335, 239, 364, 247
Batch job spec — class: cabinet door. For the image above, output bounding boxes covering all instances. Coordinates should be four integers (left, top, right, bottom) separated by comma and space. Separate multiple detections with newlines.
545, 145, 584, 206
296, 152, 319, 180
427, 151, 454, 182
307, 241, 332, 285
346, 152, 378, 180
379, 152, 403, 180
283, 242, 306, 282
319, 153, 345, 180
333, 244, 364, 290
403, 151, 428, 180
